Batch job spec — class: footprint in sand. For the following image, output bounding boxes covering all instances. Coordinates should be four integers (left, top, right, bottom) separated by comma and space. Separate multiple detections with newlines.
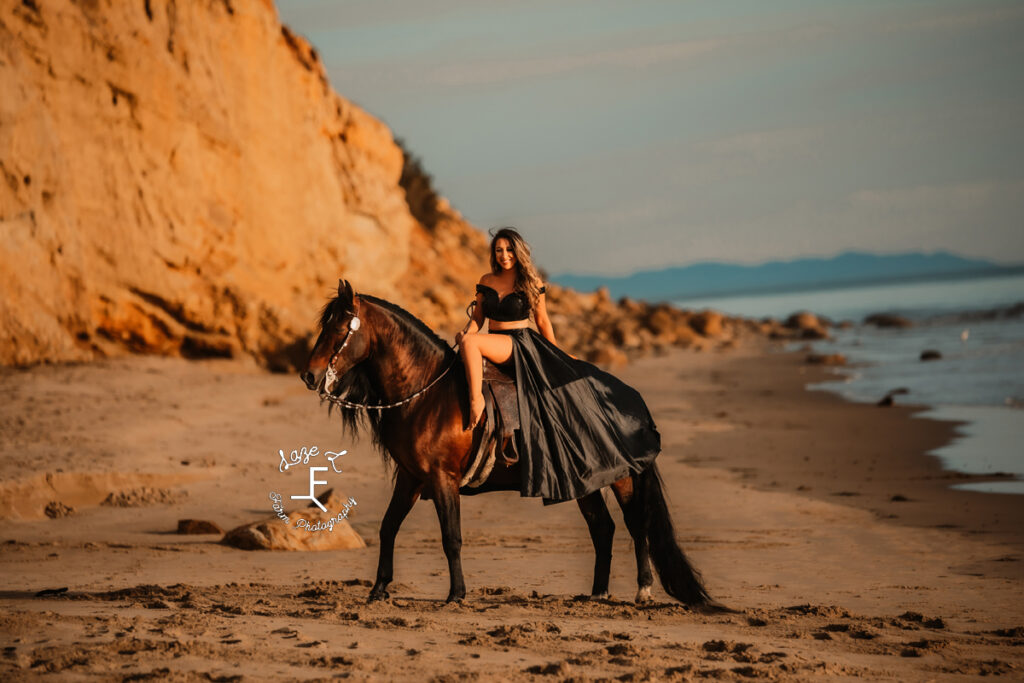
270, 627, 300, 639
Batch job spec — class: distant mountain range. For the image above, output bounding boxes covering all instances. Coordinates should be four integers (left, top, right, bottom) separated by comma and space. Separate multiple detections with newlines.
552, 251, 1024, 302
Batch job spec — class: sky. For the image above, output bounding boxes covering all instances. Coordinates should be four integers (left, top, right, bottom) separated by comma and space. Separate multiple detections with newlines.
277, 0, 1024, 276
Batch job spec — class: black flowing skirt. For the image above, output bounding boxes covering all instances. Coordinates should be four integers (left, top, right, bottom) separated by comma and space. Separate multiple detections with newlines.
492, 328, 661, 504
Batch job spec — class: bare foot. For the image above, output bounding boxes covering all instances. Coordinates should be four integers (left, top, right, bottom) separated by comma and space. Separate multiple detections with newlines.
467, 393, 485, 430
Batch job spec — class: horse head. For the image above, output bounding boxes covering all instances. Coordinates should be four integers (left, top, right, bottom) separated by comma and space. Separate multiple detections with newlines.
301, 279, 372, 394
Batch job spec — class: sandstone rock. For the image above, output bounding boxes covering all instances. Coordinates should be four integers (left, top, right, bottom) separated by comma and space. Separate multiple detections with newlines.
784, 311, 829, 340
617, 297, 647, 316
177, 519, 224, 535
0, 1, 487, 368
806, 353, 846, 366
864, 313, 913, 328
44, 501, 74, 519
644, 305, 679, 337
309, 488, 357, 518
690, 310, 724, 338
673, 324, 701, 348
222, 506, 365, 552
587, 346, 628, 368
611, 318, 641, 348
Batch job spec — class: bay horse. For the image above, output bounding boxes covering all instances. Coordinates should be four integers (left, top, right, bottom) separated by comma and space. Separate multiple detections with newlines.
300, 280, 712, 607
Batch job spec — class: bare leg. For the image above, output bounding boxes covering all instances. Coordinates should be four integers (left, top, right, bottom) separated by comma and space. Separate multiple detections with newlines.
459, 333, 513, 429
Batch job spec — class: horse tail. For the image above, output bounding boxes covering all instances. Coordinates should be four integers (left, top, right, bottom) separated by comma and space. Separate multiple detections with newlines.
636, 463, 711, 606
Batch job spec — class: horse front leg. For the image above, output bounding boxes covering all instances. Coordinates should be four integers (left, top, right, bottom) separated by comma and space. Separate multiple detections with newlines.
610, 476, 654, 603
368, 467, 422, 602
430, 473, 466, 603
576, 490, 615, 599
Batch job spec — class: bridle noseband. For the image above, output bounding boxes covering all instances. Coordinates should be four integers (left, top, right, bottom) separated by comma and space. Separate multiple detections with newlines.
323, 315, 361, 395
319, 313, 458, 412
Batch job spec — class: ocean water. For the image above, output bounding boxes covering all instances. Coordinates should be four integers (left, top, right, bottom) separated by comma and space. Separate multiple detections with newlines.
676, 273, 1024, 494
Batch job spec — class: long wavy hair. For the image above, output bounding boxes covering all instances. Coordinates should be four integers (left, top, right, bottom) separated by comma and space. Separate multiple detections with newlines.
489, 227, 545, 310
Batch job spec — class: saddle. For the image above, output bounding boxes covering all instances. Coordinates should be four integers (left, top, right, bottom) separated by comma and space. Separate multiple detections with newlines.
459, 359, 521, 488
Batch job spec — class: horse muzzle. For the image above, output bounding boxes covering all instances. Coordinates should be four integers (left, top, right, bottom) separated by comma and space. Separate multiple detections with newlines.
300, 370, 321, 391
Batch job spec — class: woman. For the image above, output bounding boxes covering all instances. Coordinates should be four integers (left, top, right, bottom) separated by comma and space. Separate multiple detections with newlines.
456, 227, 661, 503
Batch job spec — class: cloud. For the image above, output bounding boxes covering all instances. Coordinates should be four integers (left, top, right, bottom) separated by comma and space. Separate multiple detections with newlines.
423, 38, 725, 87
849, 180, 1024, 214
697, 126, 828, 168
886, 4, 1024, 33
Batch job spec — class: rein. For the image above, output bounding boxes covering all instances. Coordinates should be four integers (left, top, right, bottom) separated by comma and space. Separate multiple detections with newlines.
319, 314, 460, 412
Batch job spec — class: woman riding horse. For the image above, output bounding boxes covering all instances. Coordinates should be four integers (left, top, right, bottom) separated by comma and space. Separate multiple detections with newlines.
457, 227, 662, 504
301, 266, 711, 606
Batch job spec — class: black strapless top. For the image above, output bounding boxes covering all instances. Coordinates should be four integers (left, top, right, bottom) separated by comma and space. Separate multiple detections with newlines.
476, 283, 546, 322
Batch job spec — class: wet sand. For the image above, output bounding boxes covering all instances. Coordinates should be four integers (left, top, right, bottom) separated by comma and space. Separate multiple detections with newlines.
1, 348, 1022, 681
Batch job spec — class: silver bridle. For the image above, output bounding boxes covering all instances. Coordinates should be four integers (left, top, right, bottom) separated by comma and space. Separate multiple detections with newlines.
319, 314, 458, 412
323, 315, 361, 395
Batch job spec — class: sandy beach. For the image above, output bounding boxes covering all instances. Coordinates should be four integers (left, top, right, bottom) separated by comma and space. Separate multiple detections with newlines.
1, 345, 1022, 681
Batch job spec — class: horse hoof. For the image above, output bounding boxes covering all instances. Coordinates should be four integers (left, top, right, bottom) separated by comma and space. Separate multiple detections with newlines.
367, 589, 390, 603
634, 586, 653, 604
589, 592, 609, 601
445, 594, 466, 604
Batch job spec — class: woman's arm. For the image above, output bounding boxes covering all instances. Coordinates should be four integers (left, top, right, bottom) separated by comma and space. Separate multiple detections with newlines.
456, 279, 487, 344
534, 288, 561, 343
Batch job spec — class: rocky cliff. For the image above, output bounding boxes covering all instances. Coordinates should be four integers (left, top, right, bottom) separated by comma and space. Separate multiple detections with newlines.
0, 0, 488, 369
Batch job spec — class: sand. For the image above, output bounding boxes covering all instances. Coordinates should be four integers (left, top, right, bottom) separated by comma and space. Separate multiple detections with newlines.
1, 347, 1022, 681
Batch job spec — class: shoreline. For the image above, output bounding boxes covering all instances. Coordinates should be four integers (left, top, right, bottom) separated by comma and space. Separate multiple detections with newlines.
631, 346, 1024, 554
807, 370, 1024, 495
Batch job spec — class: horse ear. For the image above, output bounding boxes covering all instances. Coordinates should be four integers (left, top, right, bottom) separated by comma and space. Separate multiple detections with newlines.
337, 279, 354, 303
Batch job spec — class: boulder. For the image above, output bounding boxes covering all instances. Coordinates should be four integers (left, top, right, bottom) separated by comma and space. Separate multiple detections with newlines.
864, 314, 913, 328
587, 346, 628, 368
690, 310, 724, 338
222, 507, 364, 552
673, 323, 701, 348
805, 353, 847, 366
44, 501, 75, 519
643, 305, 680, 338
784, 311, 829, 340
919, 350, 942, 361
611, 319, 641, 348
877, 387, 910, 407
310, 488, 358, 517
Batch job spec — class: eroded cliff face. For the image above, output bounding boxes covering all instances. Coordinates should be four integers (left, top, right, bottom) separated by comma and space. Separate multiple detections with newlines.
0, 0, 488, 368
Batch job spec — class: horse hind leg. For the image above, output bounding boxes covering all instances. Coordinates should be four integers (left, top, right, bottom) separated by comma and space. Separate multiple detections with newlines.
630, 465, 713, 607
369, 468, 422, 602
609, 476, 655, 604
576, 490, 615, 599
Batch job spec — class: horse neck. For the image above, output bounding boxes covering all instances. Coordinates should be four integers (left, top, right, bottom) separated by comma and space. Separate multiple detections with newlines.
361, 301, 450, 404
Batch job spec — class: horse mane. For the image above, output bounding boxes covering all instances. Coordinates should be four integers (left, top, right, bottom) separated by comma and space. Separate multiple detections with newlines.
319, 292, 458, 465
